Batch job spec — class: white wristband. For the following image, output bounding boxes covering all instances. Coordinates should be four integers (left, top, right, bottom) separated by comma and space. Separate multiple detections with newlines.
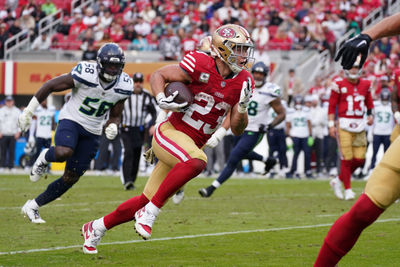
156, 92, 166, 104
214, 127, 227, 140
26, 96, 40, 114
328, 120, 335, 128
395, 111, 400, 124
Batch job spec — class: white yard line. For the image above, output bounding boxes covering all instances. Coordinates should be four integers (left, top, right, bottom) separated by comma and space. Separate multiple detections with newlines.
1, 217, 399, 256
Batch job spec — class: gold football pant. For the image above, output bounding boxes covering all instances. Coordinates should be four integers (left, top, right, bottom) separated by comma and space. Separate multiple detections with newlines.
337, 128, 367, 160
390, 124, 400, 143
143, 121, 207, 200
365, 136, 400, 209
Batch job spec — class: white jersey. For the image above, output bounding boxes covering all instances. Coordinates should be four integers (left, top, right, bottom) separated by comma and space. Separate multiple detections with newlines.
267, 99, 287, 130
58, 61, 133, 135
373, 101, 394, 135
246, 82, 282, 132
287, 106, 311, 138
34, 105, 56, 139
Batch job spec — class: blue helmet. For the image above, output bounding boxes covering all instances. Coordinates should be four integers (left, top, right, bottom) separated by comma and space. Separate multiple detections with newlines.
251, 61, 269, 87
97, 43, 125, 82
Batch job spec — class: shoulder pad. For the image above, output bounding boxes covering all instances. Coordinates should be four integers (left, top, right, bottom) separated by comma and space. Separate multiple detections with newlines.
70, 61, 98, 88
265, 82, 282, 97
114, 72, 133, 96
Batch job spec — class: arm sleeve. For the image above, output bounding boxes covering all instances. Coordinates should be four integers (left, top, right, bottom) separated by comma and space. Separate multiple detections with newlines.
366, 83, 374, 110
328, 83, 340, 115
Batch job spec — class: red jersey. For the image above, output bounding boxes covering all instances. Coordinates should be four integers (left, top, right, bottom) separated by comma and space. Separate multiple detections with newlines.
328, 77, 374, 132
169, 51, 254, 147
394, 69, 400, 110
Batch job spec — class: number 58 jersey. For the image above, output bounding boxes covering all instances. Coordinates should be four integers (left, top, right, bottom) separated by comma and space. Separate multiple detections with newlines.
169, 51, 254, 147
58, 61, 133, 135
328, 77, 374, 132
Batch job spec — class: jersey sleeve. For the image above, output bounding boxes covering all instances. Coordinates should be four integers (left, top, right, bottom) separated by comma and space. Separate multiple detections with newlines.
113, 72, 133, 99
179, 51, 207, 82
70, 61, 98, 88
328, 81, 340, 115
266, 83, 282, 98
365, 80, 374, 110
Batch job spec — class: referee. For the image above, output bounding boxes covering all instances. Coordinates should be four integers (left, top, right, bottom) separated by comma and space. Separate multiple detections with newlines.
121, 72, 157, 190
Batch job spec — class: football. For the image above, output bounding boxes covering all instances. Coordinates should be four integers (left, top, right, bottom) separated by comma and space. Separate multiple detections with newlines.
164, 82, 194, 107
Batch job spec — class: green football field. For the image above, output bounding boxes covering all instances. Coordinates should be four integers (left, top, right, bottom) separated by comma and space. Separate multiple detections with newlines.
1, 174, 400, 266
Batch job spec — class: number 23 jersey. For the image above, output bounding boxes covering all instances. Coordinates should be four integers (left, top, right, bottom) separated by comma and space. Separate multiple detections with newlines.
58, 61, 133, 135
328, 77, 374, 132
169, 51, 254, 147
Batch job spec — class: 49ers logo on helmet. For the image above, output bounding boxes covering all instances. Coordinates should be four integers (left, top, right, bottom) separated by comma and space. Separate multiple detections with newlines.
219, 27, 236, 38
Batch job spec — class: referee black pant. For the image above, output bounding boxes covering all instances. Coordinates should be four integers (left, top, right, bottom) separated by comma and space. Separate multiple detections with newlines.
120, 127, 144, 186
0, 135, 16, 168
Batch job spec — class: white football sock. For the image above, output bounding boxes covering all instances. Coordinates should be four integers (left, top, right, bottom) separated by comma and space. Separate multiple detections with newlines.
146, 202, 160, 216
30, 199, 39, 209
92, 217, 107, 233
212, 180, 221, 188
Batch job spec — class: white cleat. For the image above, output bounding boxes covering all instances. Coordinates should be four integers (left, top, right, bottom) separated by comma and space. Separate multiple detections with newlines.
134, 206, 156, 240
30, 148, 49, 182
329, 177, 344, 200
344, 189, 356, 200
81, 221, 104, 254
172, 189, 185, 205
21, 200, 46, 224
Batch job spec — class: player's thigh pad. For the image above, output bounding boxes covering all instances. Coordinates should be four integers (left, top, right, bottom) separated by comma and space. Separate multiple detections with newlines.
143, 160, 172, 200
152, 121, 207, 167
338, 128, 354, 160
54, 119, 80, 149
365, 137, 400, 208
390, 124, 400, 143
65, 126, 100, 176
352, 131, 367, 159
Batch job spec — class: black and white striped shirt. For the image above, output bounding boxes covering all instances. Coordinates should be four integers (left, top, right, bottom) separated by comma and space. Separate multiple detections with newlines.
121, 89, 157, 127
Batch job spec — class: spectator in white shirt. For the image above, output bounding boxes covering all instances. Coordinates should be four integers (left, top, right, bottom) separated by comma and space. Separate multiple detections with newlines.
0, 96, 21, 170
252, 22, 270, 50
134, 16, 151, 36
31, 32, 51, 50
83, 7, 98, 28
323, 13, 347, 40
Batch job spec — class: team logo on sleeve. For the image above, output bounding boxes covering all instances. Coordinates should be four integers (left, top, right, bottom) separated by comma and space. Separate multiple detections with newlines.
199, 72, 210, 83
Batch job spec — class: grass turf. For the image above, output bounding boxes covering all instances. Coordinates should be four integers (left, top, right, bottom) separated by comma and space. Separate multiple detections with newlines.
1, 174, 399, 266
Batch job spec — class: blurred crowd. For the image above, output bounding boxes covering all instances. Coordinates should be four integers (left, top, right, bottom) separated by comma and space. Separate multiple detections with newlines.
0, 0, 388, 59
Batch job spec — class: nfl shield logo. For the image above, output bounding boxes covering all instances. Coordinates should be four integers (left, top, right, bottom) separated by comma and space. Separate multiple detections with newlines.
341, 87, 347, 93
221, 81, 226, 87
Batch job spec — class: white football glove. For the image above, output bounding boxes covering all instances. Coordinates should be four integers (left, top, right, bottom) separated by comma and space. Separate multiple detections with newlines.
18, 97, 40, 132
156, 92, 188, 111
105, 123, 118, 140
206, 127, 227, 148
238, 77, 253, 113
395, 111, 400, 125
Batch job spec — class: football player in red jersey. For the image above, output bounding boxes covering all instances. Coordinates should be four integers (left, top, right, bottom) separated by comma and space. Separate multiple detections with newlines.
80, 24, 255, 254
328, 56, 374, 201
315, 13, 400, 266
390, 68, 400, 142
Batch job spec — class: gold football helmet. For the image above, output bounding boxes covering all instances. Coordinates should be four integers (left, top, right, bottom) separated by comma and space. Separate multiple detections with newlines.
211, 24, 255, 73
